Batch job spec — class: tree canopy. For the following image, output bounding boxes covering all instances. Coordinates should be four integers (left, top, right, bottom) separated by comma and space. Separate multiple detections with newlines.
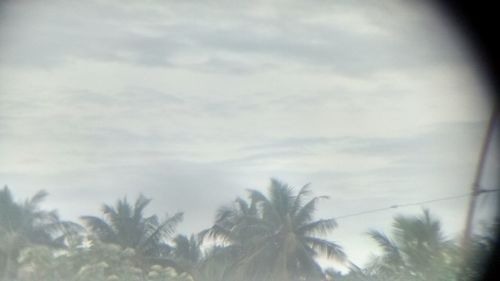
0, 181, 497, 281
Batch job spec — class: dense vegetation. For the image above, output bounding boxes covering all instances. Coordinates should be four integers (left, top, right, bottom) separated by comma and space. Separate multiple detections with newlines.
0, 180, 496, 281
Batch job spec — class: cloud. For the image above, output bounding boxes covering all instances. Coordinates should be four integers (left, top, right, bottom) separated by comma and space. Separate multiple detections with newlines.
0, 0, 472, 77
0, 0, 495, 269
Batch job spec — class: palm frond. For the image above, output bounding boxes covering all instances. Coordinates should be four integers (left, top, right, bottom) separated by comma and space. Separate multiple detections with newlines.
291, 183, 312, 216
58, 221, 85, 237
160, 212, 184, 238
133, 194, 152, 221
24, 190, 48, 211
295, 243, 325, 279
297, 218, 338, 236
235, 198, 249, 213
101, 203, 120, 233
367, 230, 399, 254
80, 215, 115, 243
247, 188, 280, 224
215, 205, 236, 223
199, 224, 233, 244
367, 230, 403, 267
139, 212, 183, 252
293, 196, 328, 226
304, 236, 346, 261
269, 179, 294, 217
246, 189, 268, 203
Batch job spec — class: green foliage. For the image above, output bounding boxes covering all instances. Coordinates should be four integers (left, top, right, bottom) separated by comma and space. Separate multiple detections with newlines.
0, 186, 83, 281
16, 242, 191, 281
81, 194, 183, 258
458, 218, 498, 281
1, 183, 497, 281
365, 210, 460, 281
201, 179, 346, 281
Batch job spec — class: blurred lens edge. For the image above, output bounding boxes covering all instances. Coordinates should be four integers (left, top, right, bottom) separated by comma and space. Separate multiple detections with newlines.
436, 1, 500, 280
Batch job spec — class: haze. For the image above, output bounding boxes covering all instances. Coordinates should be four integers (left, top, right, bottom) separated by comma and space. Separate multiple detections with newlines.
0, 0, 498, 270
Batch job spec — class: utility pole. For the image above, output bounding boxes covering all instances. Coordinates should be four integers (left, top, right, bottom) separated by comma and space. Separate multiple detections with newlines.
462, 102, 499, 250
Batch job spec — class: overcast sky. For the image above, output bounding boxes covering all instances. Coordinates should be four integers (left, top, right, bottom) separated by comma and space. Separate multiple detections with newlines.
0, 0, 498, 270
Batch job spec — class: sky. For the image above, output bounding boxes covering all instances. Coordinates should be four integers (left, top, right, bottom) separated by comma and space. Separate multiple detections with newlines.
0, 0, 498, 271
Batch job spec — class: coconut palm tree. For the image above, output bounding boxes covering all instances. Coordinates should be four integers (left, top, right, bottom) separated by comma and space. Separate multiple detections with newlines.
0, 186, 82, 281
169, 234, 203, 279
459, 217, 499, 281
81, 194, 183, 259
202, 179, 346, 281
366, 209, 456, 281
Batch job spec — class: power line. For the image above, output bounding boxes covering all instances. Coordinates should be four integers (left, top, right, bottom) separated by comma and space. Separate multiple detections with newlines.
333, 192, 471, 221
333, 187, 500, 221
391, 193, 474, 208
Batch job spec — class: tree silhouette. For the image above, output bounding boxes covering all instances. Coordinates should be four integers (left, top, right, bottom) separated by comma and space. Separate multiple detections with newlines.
366, 209, 456, 281
81, 194, 183, 259
0, 186, 82, 281
202, 179, 346, 281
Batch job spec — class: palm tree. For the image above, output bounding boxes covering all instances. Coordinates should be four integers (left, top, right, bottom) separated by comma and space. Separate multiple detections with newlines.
459, 217, 499, 281
202, 179, 346, 281
81, 194, 183, 259
170, 234, 203, 279
196, 245, 238, 281
0, 186, 82, 281
366, 209, 456, 281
